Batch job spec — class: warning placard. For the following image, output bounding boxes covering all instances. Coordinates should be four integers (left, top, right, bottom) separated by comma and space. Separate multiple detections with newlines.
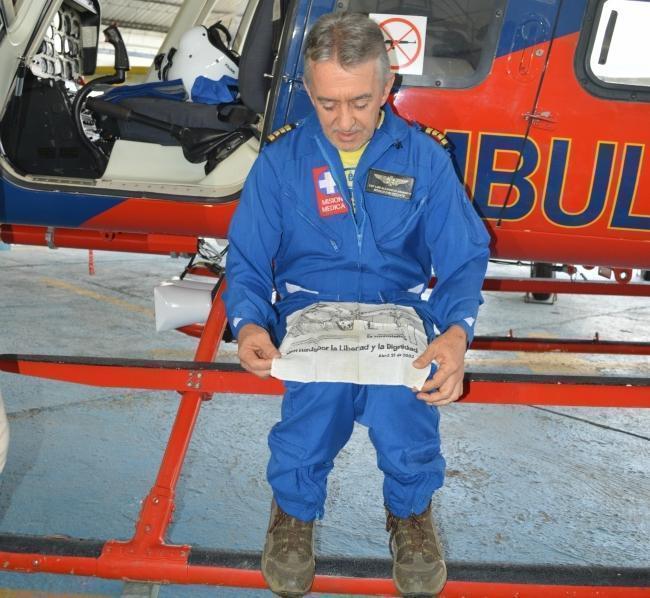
370, 13, 427, 76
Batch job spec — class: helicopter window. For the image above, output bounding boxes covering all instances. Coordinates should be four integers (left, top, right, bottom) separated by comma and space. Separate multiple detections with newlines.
577, 0, 650, 102
339, 0, 505, 88
0, 8, 5, 43
588, 0, 650, 88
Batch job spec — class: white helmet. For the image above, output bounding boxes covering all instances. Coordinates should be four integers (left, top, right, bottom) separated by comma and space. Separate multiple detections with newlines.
158, 22, 239, 99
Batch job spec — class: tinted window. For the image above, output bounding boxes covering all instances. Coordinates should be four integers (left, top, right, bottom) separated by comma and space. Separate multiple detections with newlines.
576, 0, 650, 101
588, 0, 650, 88
339, 0, 504, 88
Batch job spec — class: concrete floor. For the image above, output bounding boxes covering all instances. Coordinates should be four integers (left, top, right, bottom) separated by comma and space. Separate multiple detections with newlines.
0, 246, 648, 596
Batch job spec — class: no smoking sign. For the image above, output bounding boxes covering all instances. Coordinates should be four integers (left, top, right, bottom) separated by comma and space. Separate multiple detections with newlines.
370, 13, 427, 76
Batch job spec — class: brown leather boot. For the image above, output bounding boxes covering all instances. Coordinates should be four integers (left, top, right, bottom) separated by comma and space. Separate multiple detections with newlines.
386, 503, 447, 597
261, 499, 315, 597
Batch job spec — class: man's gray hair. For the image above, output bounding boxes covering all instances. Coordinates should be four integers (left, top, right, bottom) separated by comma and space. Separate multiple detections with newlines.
303, 12, 391, 84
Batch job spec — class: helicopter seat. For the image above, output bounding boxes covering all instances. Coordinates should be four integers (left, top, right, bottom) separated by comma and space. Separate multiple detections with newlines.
95, 0, 276, 151
97, 95, 256, 147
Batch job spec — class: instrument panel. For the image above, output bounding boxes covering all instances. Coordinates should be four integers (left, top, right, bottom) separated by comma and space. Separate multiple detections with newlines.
29, 0, 98, 81
31, 7, 82, 80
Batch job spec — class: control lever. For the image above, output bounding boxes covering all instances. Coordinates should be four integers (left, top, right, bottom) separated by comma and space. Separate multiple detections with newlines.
103, 24, 130, 78
71, 24, 131, 173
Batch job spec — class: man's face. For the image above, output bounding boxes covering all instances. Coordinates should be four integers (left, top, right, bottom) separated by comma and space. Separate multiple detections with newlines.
304, 58, 394, 151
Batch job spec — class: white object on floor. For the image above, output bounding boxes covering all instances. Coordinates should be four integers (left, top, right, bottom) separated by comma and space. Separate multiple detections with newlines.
154, 276, 217, 332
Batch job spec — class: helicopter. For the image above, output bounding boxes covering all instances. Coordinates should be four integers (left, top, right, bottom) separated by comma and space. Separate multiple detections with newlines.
0, 0, 647, 273
0, 0, 648, 594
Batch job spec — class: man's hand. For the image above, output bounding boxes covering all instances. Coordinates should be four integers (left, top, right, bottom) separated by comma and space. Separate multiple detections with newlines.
237, 323, 281, 378
412, 325, 467, 406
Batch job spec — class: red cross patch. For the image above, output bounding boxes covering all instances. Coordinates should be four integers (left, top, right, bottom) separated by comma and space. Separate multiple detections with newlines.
312, 166, 348, 217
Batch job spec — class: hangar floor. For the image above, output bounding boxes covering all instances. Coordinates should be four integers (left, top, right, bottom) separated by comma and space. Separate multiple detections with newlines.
0, 245, 648, 596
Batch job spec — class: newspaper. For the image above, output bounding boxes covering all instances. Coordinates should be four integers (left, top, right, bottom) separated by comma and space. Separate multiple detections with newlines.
270, 302, 430, 389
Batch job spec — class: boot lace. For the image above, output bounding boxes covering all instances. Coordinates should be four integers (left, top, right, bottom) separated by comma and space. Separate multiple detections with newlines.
269, 509, 312, 556
387, 512, 427, 551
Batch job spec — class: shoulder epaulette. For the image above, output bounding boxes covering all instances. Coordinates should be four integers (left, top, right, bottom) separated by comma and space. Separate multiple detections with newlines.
419, 124, 450, 150
266, 123, 297, 144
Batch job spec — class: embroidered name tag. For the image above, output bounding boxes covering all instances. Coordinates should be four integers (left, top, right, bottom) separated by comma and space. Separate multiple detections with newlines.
365, 169, 415, 201
313, 166, 348, 217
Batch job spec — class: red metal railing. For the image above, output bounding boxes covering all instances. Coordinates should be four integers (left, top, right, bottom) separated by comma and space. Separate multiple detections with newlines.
471, 335, 650, 354
0, 225, 197, 255
479, 277, 650, 296
0, 276, 648, 595
1, 356, 648, 408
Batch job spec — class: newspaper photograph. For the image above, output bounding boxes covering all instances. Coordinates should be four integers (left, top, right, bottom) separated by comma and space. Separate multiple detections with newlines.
271, 302, 431, 389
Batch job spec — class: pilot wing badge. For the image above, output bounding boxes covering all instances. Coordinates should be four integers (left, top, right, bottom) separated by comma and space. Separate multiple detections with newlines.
365, 168, 415, 201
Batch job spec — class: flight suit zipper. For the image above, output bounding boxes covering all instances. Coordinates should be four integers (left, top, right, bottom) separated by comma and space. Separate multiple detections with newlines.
315, 137, 363, 252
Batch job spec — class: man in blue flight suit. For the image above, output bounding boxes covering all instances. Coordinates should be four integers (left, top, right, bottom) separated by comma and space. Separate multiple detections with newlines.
224, 12, 490, 598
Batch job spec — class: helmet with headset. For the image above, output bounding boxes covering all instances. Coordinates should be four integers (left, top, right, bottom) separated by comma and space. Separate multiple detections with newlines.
155, 22, 239, 99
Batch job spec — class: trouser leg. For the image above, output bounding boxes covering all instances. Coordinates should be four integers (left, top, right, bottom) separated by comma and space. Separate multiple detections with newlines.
358, 385, 445, 518
267, 381, 356, 521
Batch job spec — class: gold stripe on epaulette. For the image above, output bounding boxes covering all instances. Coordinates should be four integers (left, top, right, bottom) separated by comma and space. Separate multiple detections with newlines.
420, 125, 450, 149
266, 123, 296, 144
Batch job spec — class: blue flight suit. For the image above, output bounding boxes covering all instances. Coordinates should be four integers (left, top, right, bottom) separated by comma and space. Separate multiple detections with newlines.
224, 104, 490, 521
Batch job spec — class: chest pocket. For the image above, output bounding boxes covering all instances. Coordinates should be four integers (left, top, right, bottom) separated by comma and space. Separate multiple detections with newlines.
365, 188, 428, 244
278, 175, 345, 259
281, 204, 342, 258
294, 207, 342, 252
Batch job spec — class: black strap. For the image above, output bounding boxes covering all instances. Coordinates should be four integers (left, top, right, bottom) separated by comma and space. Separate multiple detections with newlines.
217, 103, 257, 127
209, 20, 232, 44
207, 21, 240, 66
160, 47, 176, 81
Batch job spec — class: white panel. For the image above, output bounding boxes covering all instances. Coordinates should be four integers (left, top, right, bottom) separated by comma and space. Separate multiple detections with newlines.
589, 0, 650, 87
101, 137, 258, 192
102, 140, 207, 182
